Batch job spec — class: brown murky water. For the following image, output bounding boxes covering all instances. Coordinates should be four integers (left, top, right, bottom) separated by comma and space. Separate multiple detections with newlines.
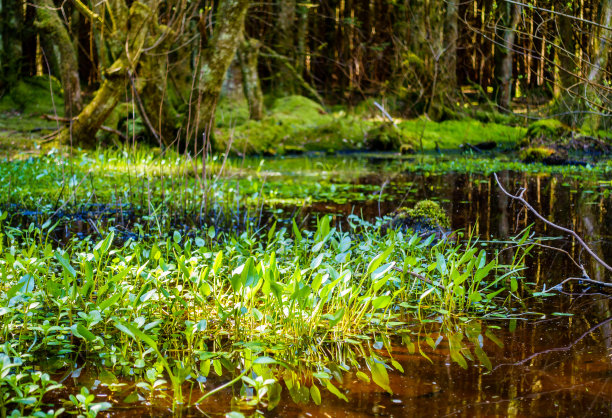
33, 166, 612, 416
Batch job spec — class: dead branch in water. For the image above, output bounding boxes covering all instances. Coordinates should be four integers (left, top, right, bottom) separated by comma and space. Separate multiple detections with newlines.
493, 172, 612, 274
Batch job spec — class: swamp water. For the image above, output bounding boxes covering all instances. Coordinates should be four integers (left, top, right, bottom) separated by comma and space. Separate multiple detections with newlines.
4, 156, 612, 417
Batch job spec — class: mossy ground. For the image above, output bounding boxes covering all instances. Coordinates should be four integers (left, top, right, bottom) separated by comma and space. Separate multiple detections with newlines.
214, 95, 527, 154
0, 85, 608, 158
0, 76, 65, 156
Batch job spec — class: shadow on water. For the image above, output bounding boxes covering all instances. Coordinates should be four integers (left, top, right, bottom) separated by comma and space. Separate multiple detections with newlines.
7, 160, 612, 416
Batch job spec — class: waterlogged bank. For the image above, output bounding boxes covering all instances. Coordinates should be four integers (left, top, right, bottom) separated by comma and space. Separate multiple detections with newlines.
0, 153, 611, 416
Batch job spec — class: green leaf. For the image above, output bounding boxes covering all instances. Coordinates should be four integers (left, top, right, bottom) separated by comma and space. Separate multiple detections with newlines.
114, 321, 157, 351
310, 385, 321, 405
325, 381, 348, 402
367, 358, 392, 394
213, 251, 223, 274
355, 371, 370, 383
7, 274, 35, 299
98, 292, 121, 312
510, 276, 518, 292
253, 356, 277, 365
372, 295, 392, 310
54, 251, 76, 279
75, 324, 96, 342
173, 231, 181, 244
366, 246, 394, 278
292, 218, 302, 244
99, 370, 119, 385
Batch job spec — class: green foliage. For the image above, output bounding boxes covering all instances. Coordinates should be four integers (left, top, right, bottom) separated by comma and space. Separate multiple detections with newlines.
0, 212, 531, 413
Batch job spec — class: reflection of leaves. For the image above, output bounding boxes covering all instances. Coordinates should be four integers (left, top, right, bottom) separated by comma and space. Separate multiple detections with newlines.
367, 357, 393, 394
474, 346, 492, 371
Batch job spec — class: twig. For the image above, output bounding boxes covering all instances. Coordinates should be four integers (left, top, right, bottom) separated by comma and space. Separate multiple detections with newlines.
373, 102, 398, 128
493, 173, 612, 273
555, 277, 612, 289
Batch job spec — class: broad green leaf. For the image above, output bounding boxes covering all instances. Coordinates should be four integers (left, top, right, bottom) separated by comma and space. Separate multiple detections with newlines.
310, 384, 321, 405
367, 357, 392, 394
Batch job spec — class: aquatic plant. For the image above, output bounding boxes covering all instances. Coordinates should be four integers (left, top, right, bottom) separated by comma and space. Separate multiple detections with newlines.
0, 213, 532, 415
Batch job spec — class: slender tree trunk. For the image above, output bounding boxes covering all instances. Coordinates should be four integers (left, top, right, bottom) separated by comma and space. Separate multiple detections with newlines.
237, 37, 264, 120
276, 0, 296, 93
197, 0, 250, 148
494, 0, 522, 111
35, 0, 83, 116
583, 0, 612, 131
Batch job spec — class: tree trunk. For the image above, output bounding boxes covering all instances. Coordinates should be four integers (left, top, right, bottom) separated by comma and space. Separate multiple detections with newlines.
58, 1, 151, 146
35, 0, 83, 116
0, 0, 23, 92
583, 0, 612, 131
494, 0, 522, 111
276, 0, 296, 93
237, 37, 264, 120
197, 0, 250, 148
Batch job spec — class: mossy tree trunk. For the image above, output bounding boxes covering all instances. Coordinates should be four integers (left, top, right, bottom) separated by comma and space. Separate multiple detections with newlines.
35, 0, 83, 116
237, 37, 264, 120
493, 1, 522, 112
58, 1, 152, 146
196, 0, 250, 148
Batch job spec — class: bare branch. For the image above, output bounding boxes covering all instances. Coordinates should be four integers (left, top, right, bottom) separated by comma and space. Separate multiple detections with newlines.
493, 173, 612, 273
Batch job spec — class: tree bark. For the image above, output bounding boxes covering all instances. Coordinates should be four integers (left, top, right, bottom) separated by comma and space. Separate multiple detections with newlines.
35, 0, 83, 116
494, 0, 522, 111
237, 37, 264, 120
196, 0, 250, 148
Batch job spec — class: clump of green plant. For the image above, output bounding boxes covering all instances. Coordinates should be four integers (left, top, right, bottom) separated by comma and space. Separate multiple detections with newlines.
0, 212, 532, 414
519, 146, 556, 162
365, 122, 403, 151
390, 200, 450, 230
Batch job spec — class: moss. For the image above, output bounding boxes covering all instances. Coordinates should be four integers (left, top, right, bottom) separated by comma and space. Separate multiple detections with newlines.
407, 200, 450, 229
270, 95, 326, 119
365, 122, 403, 151
0, 76, 64, 116
524, 119, 569, 143
519, 146, 556, 162
392, 200, 450, 230
396, 118, 525, 150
